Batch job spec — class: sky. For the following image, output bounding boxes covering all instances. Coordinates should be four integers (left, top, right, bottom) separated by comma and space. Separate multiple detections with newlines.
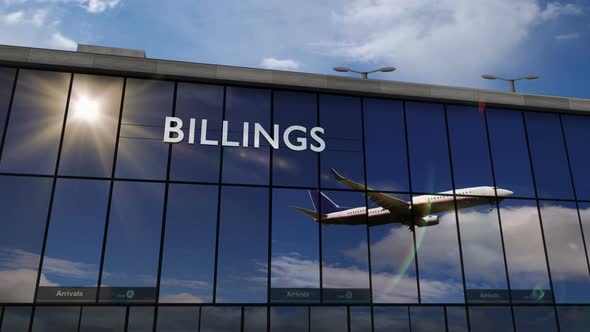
0, 0, 589, 97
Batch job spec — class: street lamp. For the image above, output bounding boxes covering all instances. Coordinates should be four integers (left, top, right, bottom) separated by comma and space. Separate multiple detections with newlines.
333, 66, 396, 79
481, 74, 539, 93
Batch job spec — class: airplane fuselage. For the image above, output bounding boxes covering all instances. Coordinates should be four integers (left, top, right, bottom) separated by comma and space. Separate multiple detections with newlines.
321, 186, 513, 227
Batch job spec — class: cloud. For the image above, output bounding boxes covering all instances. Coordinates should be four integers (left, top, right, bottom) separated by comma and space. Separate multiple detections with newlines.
159, 292, 206, 303
259, 57, 302, 70
50, 32, 77, 50
555, 32, 580, 40
1, 10, 23, 23
540, 2, 584, 20
80, 0, 120, 13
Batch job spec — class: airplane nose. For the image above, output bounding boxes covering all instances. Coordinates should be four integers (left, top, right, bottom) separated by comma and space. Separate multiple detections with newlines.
498, 189, 513, 197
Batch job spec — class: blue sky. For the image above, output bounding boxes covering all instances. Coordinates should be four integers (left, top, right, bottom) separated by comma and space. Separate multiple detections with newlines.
0, 0, 589, 98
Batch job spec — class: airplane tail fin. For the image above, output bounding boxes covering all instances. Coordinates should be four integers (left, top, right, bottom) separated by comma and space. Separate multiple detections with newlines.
309, 189, 348, 214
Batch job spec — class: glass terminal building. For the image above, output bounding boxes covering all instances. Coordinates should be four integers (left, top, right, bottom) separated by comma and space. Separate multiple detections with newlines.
1, 44, 590, 331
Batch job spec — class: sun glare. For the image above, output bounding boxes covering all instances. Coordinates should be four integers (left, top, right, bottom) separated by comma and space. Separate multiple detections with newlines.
73, 95, 100, 122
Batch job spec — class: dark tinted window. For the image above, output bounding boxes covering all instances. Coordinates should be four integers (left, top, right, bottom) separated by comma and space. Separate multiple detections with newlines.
244, 307, 267, 332
271, 189, 320, 303
410, 306, 445, 332
319, 94, 364, 190
349, 307, 372, 332
0, 67, 16, 148
321, 191, 370, 303
373, 306, 409, 332
310, 307, 347, 331
273, 91, 318, 188
513, 306, 557, 332
468, 306, 513, 332
200, 307, 241, 332
216, 186, 268, 302
58, 74, 123, 177
160, 184, 217, 303
499, 199, 551, 303
363, 98, 408, 192
525, 111, 574, 199
31, 306, 80, 332
222, 87, 271, 185
170, 83, 223, 182
270, 307, 308, 332
0, 176, 53, 302
486, 109, 535, 198
156, 306, 199, 332
557, 306, 590, 332
79, 306, 125, 331
540, 201, 590, 303
406, 102, 452, 193
562, 114, 590, 200
0, 70, 69, 174
0, 306, 31, 332
127, 306, 154, 332
116, 78, 173, 180
446, 306, 468, 332
40, 179, 109, 292
100, 181, 165, 302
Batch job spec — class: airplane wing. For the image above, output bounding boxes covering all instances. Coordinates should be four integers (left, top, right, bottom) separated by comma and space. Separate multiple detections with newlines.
330, 168, 411, 216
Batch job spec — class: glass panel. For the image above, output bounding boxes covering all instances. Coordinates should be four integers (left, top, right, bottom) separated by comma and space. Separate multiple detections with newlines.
160, 184, 217, 303
468, 306, 513, 332
216, 186, 268, 303
0, 70, 69, 174
321, 190, 370, 303
310, 307, 347, 332
0, 67, 16, 146
447, 105, 494, 189
578, 203, 590, 287
31, 306, 80, 332
244, 307, 267, 332
562, 114, 590, 200
58, 74, 123, 177
270, 307, 308, 332
405, 102, 452, 194
272, 90, 318, 188
370, 193, 418, 303
486, 109, 535, 198
349, 307, 372, 332
200, 307, 241, 332
39, 179, 109, 301
557, 306, 590, 332
458, 201, 508, 302
100, 181, 165, 302
319, 94, 363, 190
540, 201, 590, 303
222, 87, 271, 185
156, 306, 199, 332
79, 306, 125, 331
513, 306, 557, 332
373, 306, 409, 332
410, 306, 445, 332
271, 189, 320, 303
363, 98, 408, 192
170, 83, 223, 182
414, 194, 464, 303
525, 111, 574, 199
127, 306, 154, 332
446, 306, 468, 332
0, 306, 31, 332
499, 199, 552, 303
0, 176, 52, 302
116, 78, 174, 180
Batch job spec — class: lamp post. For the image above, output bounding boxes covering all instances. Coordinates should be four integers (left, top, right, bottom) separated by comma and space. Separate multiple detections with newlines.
481, 74, 539, 93
333, 66, 396, 79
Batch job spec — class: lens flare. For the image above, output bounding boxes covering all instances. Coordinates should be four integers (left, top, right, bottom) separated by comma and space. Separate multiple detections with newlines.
73, 95, 100, 122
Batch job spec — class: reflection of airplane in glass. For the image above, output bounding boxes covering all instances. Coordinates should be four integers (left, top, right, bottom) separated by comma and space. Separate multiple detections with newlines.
292, 168, 513, 229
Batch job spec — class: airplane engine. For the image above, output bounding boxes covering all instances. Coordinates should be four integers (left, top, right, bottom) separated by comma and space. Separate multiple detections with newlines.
417, 215, 439, 227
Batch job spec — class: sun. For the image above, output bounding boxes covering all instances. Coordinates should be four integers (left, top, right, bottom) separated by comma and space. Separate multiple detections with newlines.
72, 95, 100, 122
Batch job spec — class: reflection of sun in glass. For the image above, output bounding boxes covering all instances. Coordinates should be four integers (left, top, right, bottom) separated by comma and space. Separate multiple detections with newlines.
72, 96, 100, 122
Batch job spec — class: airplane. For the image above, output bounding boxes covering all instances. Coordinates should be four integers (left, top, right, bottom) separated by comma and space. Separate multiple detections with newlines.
292, 168, 513, 229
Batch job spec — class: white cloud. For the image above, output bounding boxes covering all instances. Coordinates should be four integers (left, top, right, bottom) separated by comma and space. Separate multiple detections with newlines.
1, 10, 23, 23
540, 2, 584, 20
80, 0, 120, 13
50, 32, 77, 50
259, 57, 302, 70
555, 32, 580, 40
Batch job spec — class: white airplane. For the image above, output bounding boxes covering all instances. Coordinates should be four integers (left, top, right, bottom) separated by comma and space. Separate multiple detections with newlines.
292, 168, 513, 229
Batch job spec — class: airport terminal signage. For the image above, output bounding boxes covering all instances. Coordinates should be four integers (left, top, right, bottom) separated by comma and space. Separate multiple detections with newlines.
163, 117, 326, 152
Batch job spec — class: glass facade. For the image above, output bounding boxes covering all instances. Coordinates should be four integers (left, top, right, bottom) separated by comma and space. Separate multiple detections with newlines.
0, 66, 590, 331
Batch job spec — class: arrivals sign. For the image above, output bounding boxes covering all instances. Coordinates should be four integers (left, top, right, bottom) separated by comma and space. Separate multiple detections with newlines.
163, 117, 326, 152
